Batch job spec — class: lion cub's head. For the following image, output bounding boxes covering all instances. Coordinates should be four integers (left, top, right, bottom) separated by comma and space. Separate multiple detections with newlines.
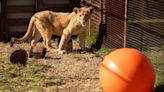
73, 6, 94, 27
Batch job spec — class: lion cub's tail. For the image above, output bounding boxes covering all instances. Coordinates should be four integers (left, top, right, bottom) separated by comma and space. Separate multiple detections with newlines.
11, 16, 36, 47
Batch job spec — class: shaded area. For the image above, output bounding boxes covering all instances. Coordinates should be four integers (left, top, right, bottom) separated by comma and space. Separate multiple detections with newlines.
91, 21, 107, 51
154, 84, 164, 92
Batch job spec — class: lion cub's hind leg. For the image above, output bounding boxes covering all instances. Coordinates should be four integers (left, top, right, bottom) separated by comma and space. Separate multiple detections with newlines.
40, 30, 57, 53
29, 30, 42, 57
30, 30, 42, 47
36, 23, 57, 53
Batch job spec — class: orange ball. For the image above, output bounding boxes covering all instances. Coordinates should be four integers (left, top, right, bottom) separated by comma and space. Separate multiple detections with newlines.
99, 48, 155, 92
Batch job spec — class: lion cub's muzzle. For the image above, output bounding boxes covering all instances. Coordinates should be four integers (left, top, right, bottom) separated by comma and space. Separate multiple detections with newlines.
81, 22, 86, 27
81, 15, 91, 27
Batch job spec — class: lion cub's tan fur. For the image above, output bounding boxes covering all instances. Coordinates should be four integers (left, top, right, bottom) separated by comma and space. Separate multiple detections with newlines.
11, 6, 93, 54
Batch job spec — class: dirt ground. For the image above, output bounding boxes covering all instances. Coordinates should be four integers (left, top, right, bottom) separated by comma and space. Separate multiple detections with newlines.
0, 42, 103, 92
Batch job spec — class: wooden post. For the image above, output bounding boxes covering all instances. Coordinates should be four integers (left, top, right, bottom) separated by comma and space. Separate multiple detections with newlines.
35, 0, 44, 12
1, 0, 8, 41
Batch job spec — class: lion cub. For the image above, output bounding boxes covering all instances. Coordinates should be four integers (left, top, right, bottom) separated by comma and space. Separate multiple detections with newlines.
11, 6, 93, 54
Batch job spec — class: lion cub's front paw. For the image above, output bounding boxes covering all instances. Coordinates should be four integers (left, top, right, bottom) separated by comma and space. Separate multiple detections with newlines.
57, 49, 66, 54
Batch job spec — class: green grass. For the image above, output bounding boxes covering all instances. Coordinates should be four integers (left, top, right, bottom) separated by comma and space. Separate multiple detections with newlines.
143, 48, 164, 88
85, 25, 116, 56
0, 58, 63, 92
95, 47, 115, 56
85, 26, 98, 48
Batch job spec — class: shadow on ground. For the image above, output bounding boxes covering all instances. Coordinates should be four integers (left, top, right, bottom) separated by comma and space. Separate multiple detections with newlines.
154, 84, 164, 92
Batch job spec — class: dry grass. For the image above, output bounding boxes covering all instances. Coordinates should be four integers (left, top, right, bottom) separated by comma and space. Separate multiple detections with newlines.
0, 43, 102, 92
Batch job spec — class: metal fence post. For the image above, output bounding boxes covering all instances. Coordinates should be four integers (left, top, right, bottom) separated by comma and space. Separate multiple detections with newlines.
123, 0, 128, 48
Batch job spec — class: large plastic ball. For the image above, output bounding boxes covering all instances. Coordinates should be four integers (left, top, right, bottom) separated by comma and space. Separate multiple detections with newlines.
99, 48, 155, 92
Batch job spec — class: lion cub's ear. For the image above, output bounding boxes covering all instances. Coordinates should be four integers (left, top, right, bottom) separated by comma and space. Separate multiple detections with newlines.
73, 7, 80, 14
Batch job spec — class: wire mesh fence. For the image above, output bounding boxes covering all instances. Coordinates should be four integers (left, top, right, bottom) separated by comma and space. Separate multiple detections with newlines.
105, 0, 125, 48
84, 0, 164, 50
1, 0, 164, 49
127, 0, 164, 50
